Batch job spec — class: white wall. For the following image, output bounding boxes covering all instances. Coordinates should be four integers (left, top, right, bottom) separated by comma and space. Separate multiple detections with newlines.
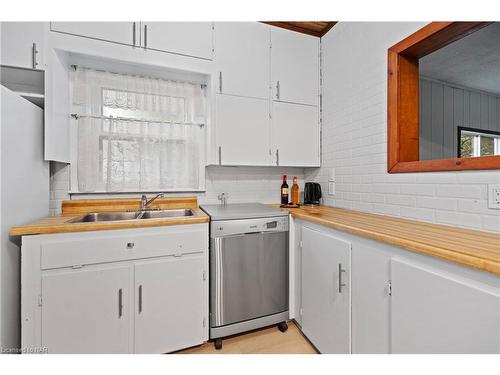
307, 22, 500, 233
50, 163, 305, 215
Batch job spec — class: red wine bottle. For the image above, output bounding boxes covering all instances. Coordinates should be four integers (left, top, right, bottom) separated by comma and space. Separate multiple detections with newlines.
281, 175, 289, 205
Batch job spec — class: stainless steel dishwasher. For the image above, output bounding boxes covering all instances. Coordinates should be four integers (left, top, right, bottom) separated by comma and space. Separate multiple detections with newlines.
200, 203, 289, 350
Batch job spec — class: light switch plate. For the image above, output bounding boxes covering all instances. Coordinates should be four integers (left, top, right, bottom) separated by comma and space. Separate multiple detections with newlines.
328, 168, 336, 182
488, 184, 500, 209
328, 182, 335, 196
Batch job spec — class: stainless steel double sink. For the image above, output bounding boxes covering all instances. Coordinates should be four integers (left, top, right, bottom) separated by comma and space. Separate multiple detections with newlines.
69, 209, 194, 223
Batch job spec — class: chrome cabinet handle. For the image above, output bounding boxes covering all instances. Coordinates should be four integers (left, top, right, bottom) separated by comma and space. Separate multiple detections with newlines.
219, 72, 223, 93
118, 288, 123, 318
138, 285, 143, 314
133, 22, 136, 46
276, 80, 280, 100
144, 24, 148, 48
32, 42, 38, 69
276, 149, 279, 166
338, 263, 346, 293
218, 146, 222, 165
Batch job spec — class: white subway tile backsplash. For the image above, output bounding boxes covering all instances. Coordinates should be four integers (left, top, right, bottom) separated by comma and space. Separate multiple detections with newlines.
400, 184, 435, 197
416, 197, 457, 211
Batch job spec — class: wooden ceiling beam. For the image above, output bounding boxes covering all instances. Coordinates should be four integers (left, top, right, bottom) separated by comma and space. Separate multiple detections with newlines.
261, 21, 337, 37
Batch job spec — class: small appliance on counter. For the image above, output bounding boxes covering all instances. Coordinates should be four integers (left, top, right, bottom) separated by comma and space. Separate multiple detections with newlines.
304, 182, 322, 205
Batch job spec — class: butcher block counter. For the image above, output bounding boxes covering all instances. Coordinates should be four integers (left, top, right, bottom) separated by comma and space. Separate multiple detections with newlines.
10, 197, 209, 236
277, 205, 500, 276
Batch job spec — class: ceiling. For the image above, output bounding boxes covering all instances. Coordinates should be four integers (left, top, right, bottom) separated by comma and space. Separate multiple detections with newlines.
261, 22, 337, 37
419, 22, 500, 95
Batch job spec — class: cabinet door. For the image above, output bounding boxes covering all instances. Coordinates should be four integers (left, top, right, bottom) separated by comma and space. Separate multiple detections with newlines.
351, 243, 391, 353
214, 22, 270, 99
216, 94, 270, 166
272, 101, 319, 167
143, 22, 213, 60
1, 22, 46, 69
391, 259, 500, 353
134, 255, 205, 353
301, 226, 351, 353
271, 28, 319, 106
41, 265, 131, 353
50, 22, 137, 46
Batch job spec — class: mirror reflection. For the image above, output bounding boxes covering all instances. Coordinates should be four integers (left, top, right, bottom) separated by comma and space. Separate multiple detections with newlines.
418, 22, 500, 160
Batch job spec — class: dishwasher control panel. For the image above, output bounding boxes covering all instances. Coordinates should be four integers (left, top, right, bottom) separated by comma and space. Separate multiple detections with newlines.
210, 216, 289, 238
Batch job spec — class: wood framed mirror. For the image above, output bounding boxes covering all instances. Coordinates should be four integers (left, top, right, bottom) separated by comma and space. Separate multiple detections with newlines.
387, 22, 500, 173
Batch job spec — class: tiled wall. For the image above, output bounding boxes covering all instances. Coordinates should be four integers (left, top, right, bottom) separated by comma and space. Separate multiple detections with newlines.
49, 162, 306, 215
306, 22, 500, 233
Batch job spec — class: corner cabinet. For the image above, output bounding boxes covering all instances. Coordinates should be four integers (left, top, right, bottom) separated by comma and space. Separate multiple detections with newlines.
293, 219, 500, 354
21, 224, 209, 354
391, 259, 500, 354
301, 226, 351, 354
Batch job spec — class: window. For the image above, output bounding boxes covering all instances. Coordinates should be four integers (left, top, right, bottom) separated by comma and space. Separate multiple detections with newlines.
72, 67, 206, 193
458, 128, 500, 158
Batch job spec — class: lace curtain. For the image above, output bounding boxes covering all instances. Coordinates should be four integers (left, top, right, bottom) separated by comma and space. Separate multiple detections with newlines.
73, 67, 206, 192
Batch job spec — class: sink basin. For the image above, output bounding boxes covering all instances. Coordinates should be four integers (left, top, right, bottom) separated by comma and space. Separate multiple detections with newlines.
69, 209, 194, 223
69, 211, 141, 223
140, 209, 194, 219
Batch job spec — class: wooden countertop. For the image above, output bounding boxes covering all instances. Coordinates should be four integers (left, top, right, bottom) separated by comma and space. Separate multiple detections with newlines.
10, 197, 209, 236
277, 205, 500, 276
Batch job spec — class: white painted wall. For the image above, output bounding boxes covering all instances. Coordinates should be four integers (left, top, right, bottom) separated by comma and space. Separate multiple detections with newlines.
307, 22, 500, 233
50, 163, 305, 215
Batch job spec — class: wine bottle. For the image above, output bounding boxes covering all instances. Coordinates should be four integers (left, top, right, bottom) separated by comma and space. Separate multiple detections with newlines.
281, 175, 289, 205
291, 176, 299, 205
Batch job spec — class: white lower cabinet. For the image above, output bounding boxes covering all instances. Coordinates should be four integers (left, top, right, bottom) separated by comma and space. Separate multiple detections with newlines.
351, 242, 391, 353
21, 224, 208, 354
295, 220, 500, 354
301, 226, 351, 353
41, 264, 131, 354
391, 259, 500, 354
134, 255, 205, 354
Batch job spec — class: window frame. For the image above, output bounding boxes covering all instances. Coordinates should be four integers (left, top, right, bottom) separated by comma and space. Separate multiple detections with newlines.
458, 127, 500, 158
387, 21, 500, 173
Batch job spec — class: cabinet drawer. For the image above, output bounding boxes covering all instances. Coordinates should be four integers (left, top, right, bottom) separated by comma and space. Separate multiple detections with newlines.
40, 225, 207, 270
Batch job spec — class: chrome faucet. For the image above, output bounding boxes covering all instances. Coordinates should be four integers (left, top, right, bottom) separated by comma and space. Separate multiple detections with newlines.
141, 193, 164, 210
218, 192, 229, 206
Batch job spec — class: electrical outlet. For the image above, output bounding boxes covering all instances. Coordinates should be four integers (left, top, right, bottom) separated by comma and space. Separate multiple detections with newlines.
488, 184, 500, 209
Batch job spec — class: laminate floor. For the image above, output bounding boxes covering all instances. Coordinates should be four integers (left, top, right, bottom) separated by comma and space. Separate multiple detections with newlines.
176, 321, 318, 354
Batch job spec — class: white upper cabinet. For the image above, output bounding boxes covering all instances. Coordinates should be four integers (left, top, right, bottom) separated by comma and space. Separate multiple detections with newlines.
271, 28, 319, 106
301, 226, 351, 354
272, 101, 320, 167
214, 22, 270, 99
142, 22, 213, 60
215, 94, 270, 166
50, 22, 138, 46
1, 22, 46, 70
